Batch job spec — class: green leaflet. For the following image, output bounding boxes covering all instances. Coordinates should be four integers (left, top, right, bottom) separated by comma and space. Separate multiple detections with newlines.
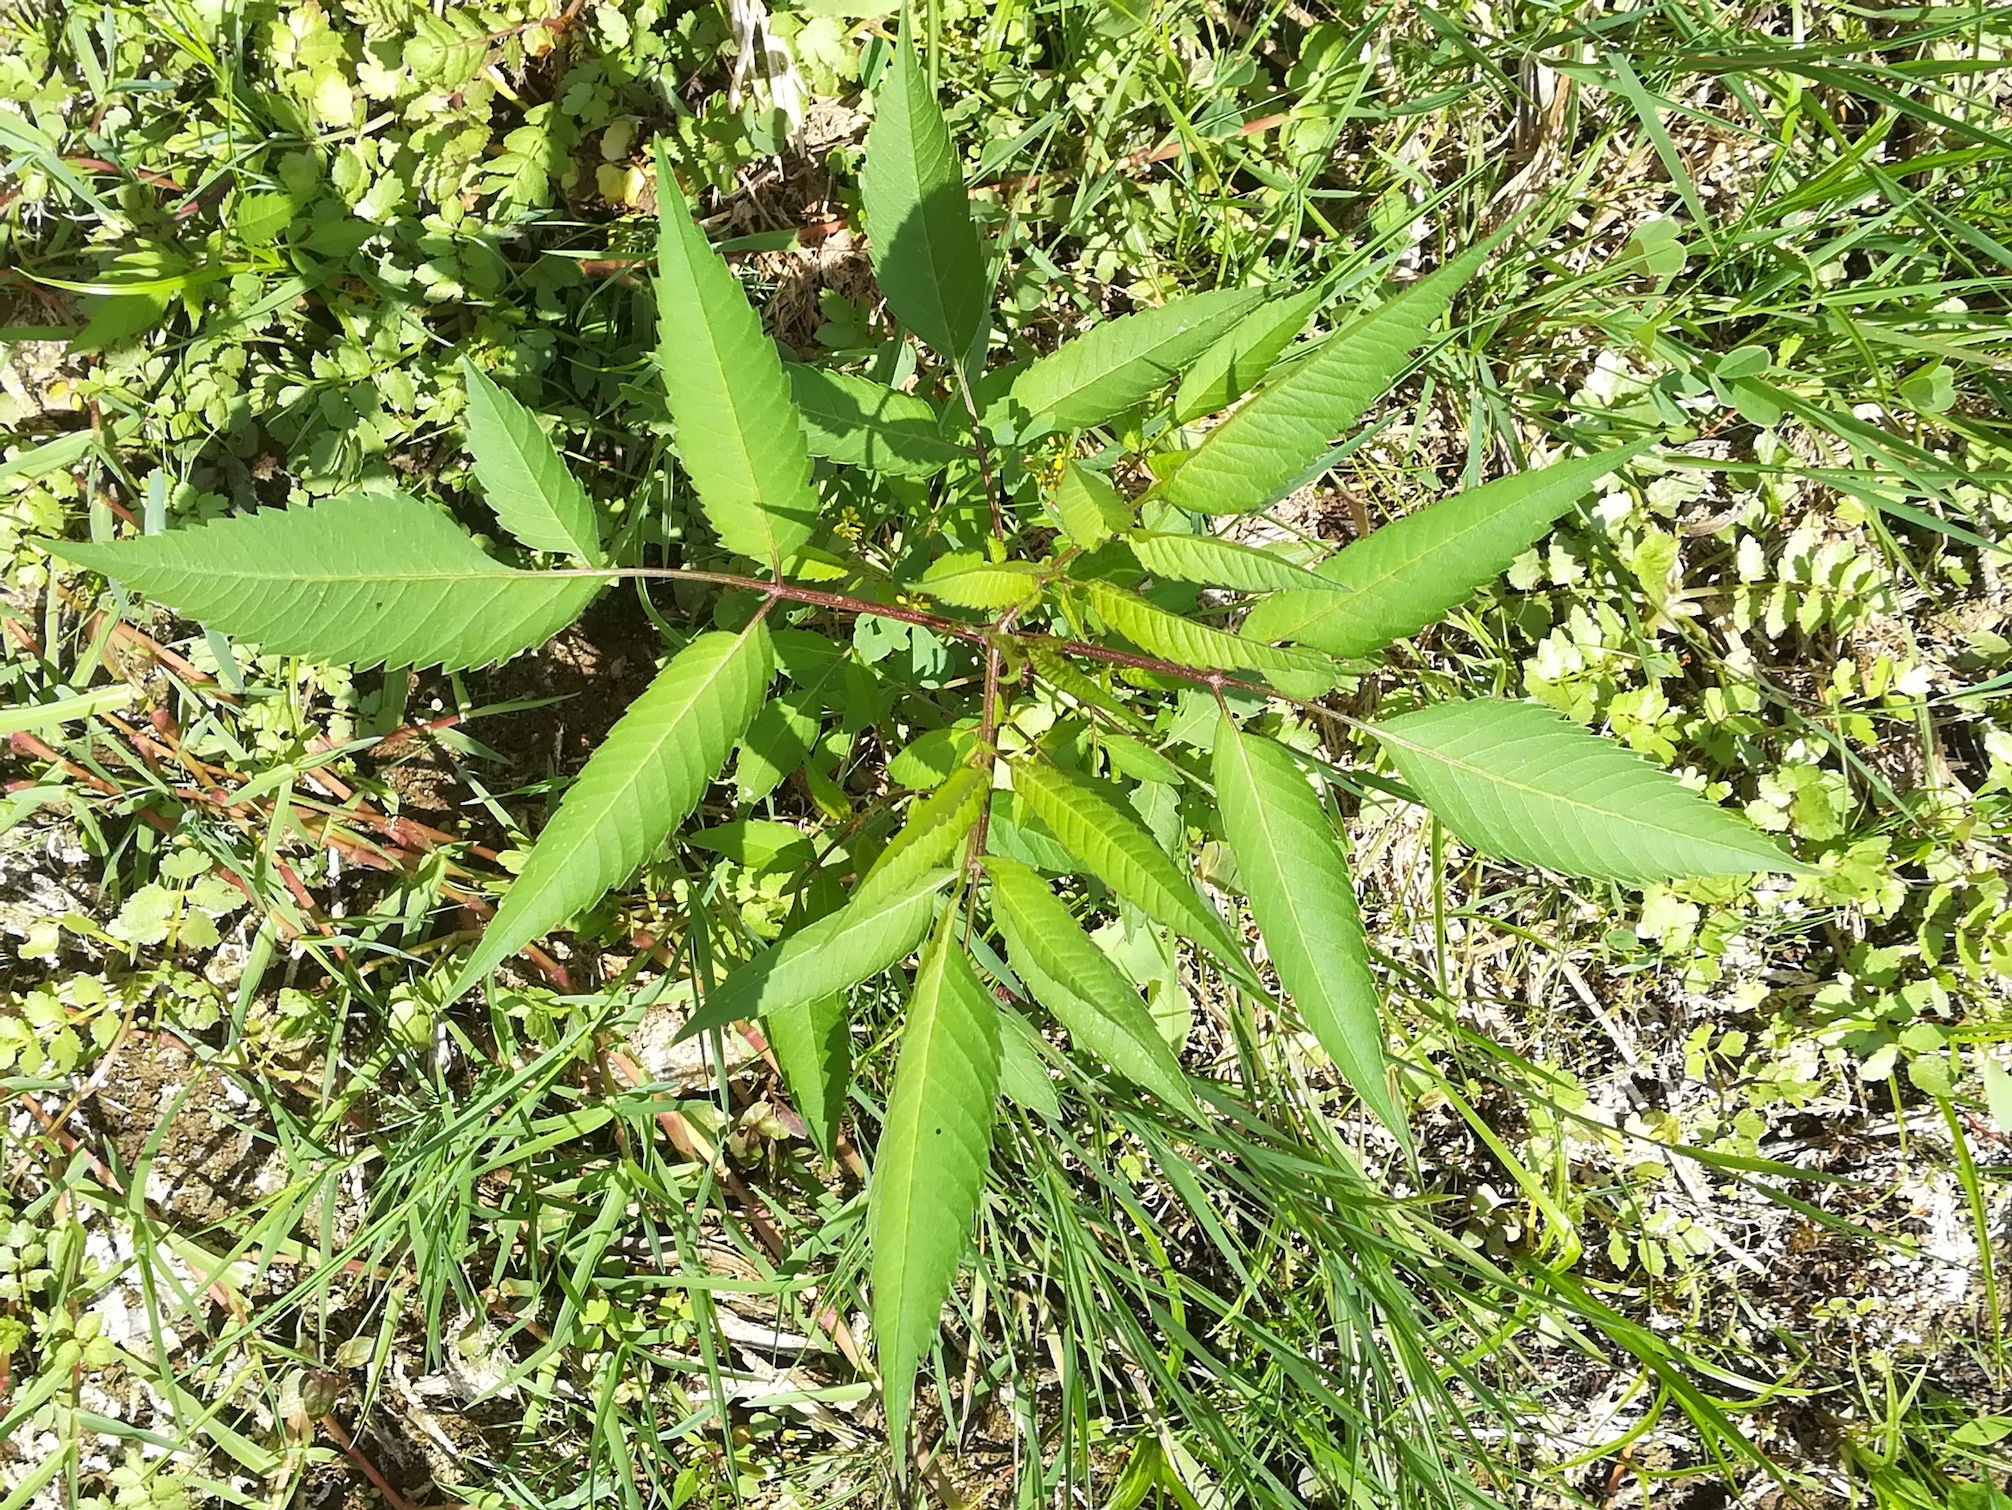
1241, 442, 1651, 656
653, 146, 818, 567
766, 992, 849, 1162
1173, 284, 1327, 423
886, 722, 981, 789
919, 551, 1043, 610
1127, 530, 1339, 596
1008, 758, 1243, 971
459, 358, 602, 563
1162, 248, 1488, 514
676, 865, 956, 1041
985, 855, 1200, 1116
858, 765, 991, 907
1009, 286, 1268, 437
996, 1004, 1060, 1122
1212, 719, 1403, 1139
736, 686, 822, 803
860, 39, 987, 363
1027, 647, 1154, 734
1049, 461, 1133, 550
454, 622, 775, 992
869, 911, 1000, 1454
785, 365, 964, 477
1371, 699, 1813, 882
1080, 579, 1333, 696
50, 492, 601, 672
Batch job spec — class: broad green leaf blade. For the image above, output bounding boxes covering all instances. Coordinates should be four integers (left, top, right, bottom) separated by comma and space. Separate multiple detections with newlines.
1009, 286, 1268, 437
1162, 248, 1487, 514
785, 365, 964, 477
1027, 648, 1153, 735
1371, 699, 1812, 882
870, 912, 1000, 1452
1127, 530, 1339, 595
860, 41, 986, 362
676, 866, 955, 1041
50, 493, 601, 672
1008, 758, 1243, 970
996, 1004, 1060, 1122
766, 993, 849, 1161
858, 765, 990, 907
1081, 580, 1333, 696
736, 686, 821, 803
653, 148, 818, 567
1049, 461, 1133, 550
1212, 719, 1402, 1138
986, 855, 1200, 1116
919, 551, 1043, 610
1242, 442, 1651, 656
456, 622, 775, 990
1174, 285, 1326, 423
460, 359, 603, 563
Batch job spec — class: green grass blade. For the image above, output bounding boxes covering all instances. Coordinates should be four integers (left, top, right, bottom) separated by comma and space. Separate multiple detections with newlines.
653, 145, 818, 568
1371, 699, 1812, 883
1242, 442, 1652, 656
985, 854, 1200, 1117
1162, 248, 1487, 515
1213, 719, 1403, 1140
1010, 286, 1267, 437
455, 621, 775, 990
460, 358, 603, 563
861, 37, 987, 364
676, 866, 955, 1041
50, 492, 601, 671
869, 911, 1001, 1456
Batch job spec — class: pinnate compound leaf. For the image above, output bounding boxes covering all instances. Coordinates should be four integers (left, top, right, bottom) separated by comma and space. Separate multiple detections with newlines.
1009, 759, 1242, 969
1010, 286, 1267, 437
653, 148, 818, 567
1127, 531, 1338, 596
455, 623, 774, 991
920, 551, 1043, 610
1163, 248, 1487, 514
986, 855, 1199, 1116
1371, 699, 1812, 882
870, 912, 1000, 1451
785, 365, 964, 477
460, 359, 602, 562
1049, 461, 1133, 550
858, 765, 990, 907
676, 865, 955, 1041
50, 492, 601, 672
1080, 580, 1333, 696
1213, 719, 1402, 1138
1242, 442, 1651, 656
766, 993, 850, 1161
861, 40, 987, 362
1174, 285, 1327, 423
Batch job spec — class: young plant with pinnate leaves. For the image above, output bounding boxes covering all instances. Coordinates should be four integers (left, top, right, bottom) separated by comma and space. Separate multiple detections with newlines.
46, 37, 1807, 1475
